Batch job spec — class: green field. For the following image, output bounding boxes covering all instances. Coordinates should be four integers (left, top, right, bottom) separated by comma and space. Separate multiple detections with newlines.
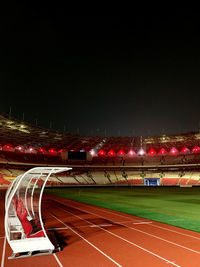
45, 186, 200, 232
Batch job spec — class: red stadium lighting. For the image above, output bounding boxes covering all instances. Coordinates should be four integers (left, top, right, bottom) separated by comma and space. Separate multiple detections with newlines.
49, 148, 57, 154
16, 145, 24, 152
170, 147, 178, 154
118, 149, 125, 156
27, 147, 35, 153
108, 150, 116, 157
148, 148, 156, 156
98, 149, 105, 156
159, 148, 167, 155
181, 147, 190, 154
192, 146, 200, 153
4, 145, 11, 149
128, 149, 135, 156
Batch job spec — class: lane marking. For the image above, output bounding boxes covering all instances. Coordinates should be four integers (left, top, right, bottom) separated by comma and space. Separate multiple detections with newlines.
48, 220, 151, 230
50, 213, 122, 267
54, 205, 180, 267
90, 224, 113, 228
69, 199, 200, 241
61, 201, 200, 256
150, 224, 200, 240
133, 222, 152, 225
53, 253, 63, 267
0, 237, 6, 267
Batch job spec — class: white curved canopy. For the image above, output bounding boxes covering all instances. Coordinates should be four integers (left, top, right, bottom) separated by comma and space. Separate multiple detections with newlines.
5, 167, 71, 259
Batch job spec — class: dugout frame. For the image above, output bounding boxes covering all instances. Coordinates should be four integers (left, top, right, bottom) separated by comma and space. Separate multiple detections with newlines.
5, 167, 71, 259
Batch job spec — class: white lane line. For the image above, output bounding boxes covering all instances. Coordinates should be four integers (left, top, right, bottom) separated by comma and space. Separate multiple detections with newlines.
150, 224, 200, 240
0, 237, 6, 267
61, 202, 200, 256
55, 206, 180, 267
133, 222, 152, 225
50, 213, 122, 267
53, 253, 63, 267
71, 200, 200, 241
48, 220, 150, 230
90, 224, 113, 228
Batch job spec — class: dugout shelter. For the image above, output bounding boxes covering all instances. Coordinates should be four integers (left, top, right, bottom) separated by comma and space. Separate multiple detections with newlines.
5, 167, 71, 259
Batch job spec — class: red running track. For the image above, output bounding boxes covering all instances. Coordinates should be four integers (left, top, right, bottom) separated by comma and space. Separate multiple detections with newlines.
1, 192, 200, 266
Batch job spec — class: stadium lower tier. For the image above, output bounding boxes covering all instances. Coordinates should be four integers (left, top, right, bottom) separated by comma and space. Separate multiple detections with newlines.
1, 168, 200, 187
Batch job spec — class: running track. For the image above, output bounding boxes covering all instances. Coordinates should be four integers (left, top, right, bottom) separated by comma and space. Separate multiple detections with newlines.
1, 191, 200, 266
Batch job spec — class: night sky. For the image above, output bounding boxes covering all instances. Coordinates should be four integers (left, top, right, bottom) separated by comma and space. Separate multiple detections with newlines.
1, 9, 200, 137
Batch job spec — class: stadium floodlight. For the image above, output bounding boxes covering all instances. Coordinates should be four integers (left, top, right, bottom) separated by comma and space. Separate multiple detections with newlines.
48, 148, 58, 155
128, 149, 135, 156
108, 149, 116, 157
192, 146, 200, 153
4, 144, 11, 149
170, 147, 178, 154
138, 148, 145, 156
118, 149, 125, 156
16, 145, 24, 152
159, 148, 167, 155
90, 149, 96, 156
98, 149, 106, 156
181, 147, 190, 154
38, 148, 45, 153
148, 148, 156, 156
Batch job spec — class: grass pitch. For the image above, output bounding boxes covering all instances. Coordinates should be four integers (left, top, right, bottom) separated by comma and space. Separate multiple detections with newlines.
45, 186, 200, 232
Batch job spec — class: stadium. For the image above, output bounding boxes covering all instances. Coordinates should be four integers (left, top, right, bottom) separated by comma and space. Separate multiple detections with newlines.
1, 114, 200, 266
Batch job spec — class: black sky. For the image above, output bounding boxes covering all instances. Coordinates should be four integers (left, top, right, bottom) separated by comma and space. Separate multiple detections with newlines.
1, 9, 200, 136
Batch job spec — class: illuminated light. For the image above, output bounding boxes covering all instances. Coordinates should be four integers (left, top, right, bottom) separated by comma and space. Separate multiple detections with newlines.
108, 150, 116, 157
49, 148, 57, 153
90, 149, 96, 156
59, 149, 63, 153
118, 149, 125, 156
128, 149, 135, 156
170, 147, 178, 154
4, 144, 11, 149
192, 146, 200, 153
39, 148, 45, 153
80, 149, 85, 152
181, 147, 190, 154
28, 147, 33, 152
148, 148, 156, 156
98, 149, 105, 156
16, 145, 23, 151
159, 148, 167, 155
138, 148, 145, 156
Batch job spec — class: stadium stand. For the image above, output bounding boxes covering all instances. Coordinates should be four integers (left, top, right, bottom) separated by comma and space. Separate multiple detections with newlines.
1, 113, 200, 187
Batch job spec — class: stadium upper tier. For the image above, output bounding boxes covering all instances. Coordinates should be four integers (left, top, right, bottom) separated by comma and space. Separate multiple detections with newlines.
1, 113, 200, 161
